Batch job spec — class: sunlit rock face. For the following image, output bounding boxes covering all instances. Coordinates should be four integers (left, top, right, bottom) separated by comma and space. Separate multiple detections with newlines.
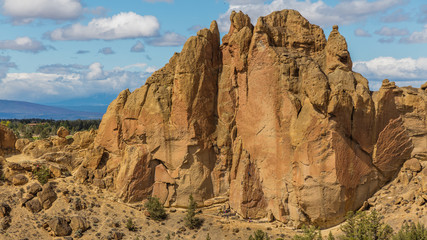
94, 9, 426, 228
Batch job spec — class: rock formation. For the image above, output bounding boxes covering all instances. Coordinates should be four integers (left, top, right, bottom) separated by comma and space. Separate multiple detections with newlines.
92, 9, 427, 227
9, 10, 424, 228
0, 125, 16, 156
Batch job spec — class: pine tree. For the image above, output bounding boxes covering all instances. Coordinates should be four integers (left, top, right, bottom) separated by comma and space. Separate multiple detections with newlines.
184, 194, 202, 229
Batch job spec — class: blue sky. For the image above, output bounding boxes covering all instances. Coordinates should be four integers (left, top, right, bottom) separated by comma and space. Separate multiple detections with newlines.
0, 0, 426, 111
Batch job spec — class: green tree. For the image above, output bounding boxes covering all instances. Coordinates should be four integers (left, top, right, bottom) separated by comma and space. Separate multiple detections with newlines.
144, 196, 167, 221
249, 230, 270, 240
184, 194, 202, 229
393, 222, 427, 240
293, 225, 322, 240
341, 210, 393, 240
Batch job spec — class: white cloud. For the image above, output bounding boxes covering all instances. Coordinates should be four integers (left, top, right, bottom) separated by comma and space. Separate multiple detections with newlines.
98, 47, 115, 55
400, 24, 427, 43
131, 41, 145, 52
2, 0, 82, 24
354, 28, 372, 37
0, 37, 52, 53
218, 0, 404, 32
145, 66, 157, 73
0, 62, 152, 103
354, 57, 427, 89
87, 62, 104, 80
48, 12, 160, 41
147, 32, 187, 46
375, 26, 409, 36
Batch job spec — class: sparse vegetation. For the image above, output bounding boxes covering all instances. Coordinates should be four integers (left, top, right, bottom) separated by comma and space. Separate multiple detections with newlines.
393, 222, 427, 240
3, 119, 101, 140
292, 225, 322, 240
248, 229, 270, 240
33, 165, 50, 185
126, 218, 136, 231
144, 196, 167, 221
340, 210, 393, 240
184, 194, 202, 229
206, 233, 211, 240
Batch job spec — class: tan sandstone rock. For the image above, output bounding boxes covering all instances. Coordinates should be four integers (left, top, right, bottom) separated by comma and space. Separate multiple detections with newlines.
90, 9, 425, 228
57, 127, 70, 138
0, 125, 16, 155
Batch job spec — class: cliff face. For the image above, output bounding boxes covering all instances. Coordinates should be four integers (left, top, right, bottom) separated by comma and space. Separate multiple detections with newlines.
94, 10, 426, 227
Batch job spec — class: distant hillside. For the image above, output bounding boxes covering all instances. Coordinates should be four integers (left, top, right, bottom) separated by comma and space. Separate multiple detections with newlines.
0, 100, 103, 120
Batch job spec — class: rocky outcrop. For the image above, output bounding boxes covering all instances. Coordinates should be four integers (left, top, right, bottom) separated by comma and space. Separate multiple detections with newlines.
87, 9, 426, 228
0, 125, 16, 156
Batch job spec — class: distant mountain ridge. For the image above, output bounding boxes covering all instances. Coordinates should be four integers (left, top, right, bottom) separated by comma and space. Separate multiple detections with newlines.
0, 99, 103, 120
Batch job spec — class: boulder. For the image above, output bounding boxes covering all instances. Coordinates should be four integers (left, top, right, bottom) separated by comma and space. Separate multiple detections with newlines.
57, 127, 70, 138
403, 158, 422, 173
37, 183, 57, 209
27, 182, 42, 195
0, 203, 11, 218
15, 138, 30, 152
0, 125, 16, 154
46, 217, 72, 236
70, 216, 89, 232
25, 198, 42, 213
11, 174, 28, 186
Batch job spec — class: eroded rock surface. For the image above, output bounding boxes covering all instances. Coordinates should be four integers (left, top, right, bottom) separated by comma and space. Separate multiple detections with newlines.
90, 9, 426, 227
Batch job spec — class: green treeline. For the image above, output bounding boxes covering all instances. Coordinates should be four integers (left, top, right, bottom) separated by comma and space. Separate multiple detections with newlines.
0, 119, 101, 139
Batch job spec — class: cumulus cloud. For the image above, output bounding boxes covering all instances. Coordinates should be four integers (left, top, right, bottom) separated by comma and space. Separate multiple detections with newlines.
0, 62, 152, 103
2, 0, 82, 24
218, 0, 405, 32
0, 56, 17, 78
0, 37, 53, 53
381, 9, 410, 23
131, 41, 145, 52
48, 12, 160, 41
375, 26, 409, 36
353, 57, 427, 89
98, 47, 115, 55
147, 32, 187, 46
400, 25, 427, 43
354, 28, 371, 37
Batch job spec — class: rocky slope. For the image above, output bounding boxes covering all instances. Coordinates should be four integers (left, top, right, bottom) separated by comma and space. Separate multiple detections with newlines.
1, 9, 426, 232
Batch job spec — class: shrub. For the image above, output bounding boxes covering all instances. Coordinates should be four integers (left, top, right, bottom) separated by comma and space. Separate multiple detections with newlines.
126, 218, 136, 231
184, 194, 202, 229
393, 222, 427, 240
341, 210, 393, 240
206, 233, 211, 240
144, 196, 167, 221
293, 225, 322, 240
33, 166, 50, 185
249, 230, 270, 240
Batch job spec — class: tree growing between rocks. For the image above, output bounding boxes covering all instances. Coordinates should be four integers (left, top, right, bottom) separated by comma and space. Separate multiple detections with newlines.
184, 194, 202, 229
144, 196, 167, 221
